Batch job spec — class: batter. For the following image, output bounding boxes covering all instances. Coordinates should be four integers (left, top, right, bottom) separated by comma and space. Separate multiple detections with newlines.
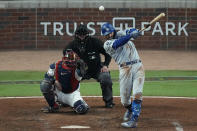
101, 22, 145, 128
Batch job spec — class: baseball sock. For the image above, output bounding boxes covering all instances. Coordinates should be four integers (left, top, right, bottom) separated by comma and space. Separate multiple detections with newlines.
125, 103, 132, 112
131, 99, 142, 122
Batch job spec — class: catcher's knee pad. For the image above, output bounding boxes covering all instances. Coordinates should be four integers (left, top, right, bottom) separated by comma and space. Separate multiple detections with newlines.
73, 100, 89, 114
40, 79, 53, 93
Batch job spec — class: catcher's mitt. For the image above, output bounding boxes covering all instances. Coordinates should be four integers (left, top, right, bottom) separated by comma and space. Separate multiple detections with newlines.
76, 59, 88, 77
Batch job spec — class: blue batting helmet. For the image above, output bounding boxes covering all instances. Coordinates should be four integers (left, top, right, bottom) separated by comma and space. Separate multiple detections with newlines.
101, 22, 115, 36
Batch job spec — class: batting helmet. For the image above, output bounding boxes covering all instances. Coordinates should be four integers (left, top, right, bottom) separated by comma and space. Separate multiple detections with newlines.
101, 22, 115, 36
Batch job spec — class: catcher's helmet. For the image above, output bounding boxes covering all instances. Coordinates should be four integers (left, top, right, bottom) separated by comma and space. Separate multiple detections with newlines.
101, 22, 115, 36
62, 49, 79, 68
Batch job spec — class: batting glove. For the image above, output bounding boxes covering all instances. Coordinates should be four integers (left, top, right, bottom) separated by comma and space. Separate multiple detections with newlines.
126, 28, 142, 39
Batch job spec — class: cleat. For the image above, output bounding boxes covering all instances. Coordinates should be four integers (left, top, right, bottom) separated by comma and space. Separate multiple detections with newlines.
105, 102, 115, 108
57, 101, 69, 108
41, 106, 59, 113
123, 109, 132, 121
121, 120, 137, 128
41, 103, 59, 113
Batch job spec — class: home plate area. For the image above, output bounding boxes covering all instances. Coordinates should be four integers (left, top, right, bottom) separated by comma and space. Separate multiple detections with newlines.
60, 125, 90, 129
0, 97, 197, 131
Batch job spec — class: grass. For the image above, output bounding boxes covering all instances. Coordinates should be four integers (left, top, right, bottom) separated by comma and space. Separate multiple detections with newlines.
0, 70, 197, 82
144, 70, 197, 77
0, 80, 197, 97
0, 70, 197, 97
80, 80, 197, 97
144, 80, 197, 97
0, 84, 42, 96
0, 71, 45, 81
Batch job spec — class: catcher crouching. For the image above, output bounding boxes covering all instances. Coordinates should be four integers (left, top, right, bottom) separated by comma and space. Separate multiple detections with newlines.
40, 49, 88, 114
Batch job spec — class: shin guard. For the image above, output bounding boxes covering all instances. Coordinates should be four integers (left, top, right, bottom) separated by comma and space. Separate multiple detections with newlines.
43, 92, 55, 107
131, 99, 142, 122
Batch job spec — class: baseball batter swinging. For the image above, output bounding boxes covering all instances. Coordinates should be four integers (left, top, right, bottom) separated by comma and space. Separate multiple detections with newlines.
101, 23, 145, 128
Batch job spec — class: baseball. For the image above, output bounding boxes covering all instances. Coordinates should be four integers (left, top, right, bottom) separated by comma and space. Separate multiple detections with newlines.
99, 5, 104, 11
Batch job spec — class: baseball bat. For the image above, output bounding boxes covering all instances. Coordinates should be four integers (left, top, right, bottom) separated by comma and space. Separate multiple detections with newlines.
140, 13, 165, 32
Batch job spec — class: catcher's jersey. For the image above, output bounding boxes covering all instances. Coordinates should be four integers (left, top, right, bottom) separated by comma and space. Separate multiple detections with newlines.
46, 62, 81, 93
103, 31, 140, 65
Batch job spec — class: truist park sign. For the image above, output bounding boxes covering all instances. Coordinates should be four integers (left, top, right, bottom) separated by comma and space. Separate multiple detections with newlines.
40, 17, 189, 36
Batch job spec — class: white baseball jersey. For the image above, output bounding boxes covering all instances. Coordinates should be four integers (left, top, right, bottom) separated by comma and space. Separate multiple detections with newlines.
104, 39, 140, 65
103, 30, 145, 106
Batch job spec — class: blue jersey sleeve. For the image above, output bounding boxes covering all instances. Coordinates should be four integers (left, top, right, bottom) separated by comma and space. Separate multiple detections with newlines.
112, 34, 132, 49
112, 28, 141, 50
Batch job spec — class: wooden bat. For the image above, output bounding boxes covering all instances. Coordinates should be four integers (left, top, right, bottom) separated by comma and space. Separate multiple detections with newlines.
140, 13, 165, 32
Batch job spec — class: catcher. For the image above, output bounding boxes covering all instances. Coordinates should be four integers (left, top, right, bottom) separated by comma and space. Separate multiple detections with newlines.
40, 49, 89, 114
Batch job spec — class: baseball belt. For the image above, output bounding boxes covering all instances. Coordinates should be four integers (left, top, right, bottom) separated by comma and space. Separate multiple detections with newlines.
120, 60, 141, 67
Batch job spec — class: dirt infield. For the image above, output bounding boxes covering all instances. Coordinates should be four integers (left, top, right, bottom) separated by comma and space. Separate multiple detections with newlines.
0, 97, 197, 131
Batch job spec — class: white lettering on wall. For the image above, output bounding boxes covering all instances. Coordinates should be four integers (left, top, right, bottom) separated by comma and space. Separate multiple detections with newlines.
40, 22, 51, 36
66, 22, 77, 36
141, 22, 151, 35
178, 22, 189, 36
152, 22, 164, 35
97, 22, 105, 34
87, 22, 95, 35
112, 17, 135, 31
40, 17, 189, 37
166, 22, 176, 36
53, 22, 64, 36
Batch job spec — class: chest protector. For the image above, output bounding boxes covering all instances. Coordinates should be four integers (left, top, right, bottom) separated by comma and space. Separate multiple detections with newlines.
55, 61, 79, 93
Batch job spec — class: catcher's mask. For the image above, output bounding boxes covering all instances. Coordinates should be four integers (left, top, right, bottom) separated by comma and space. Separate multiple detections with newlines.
62, 49, 79, 68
